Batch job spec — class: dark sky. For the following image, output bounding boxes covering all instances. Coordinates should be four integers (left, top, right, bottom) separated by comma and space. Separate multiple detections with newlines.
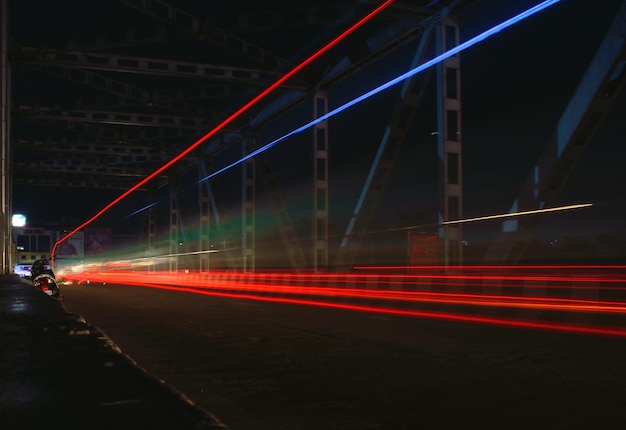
457, 0, 625, 240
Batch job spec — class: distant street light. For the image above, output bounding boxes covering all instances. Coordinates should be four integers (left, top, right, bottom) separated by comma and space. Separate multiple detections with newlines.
11, 214, 26, 227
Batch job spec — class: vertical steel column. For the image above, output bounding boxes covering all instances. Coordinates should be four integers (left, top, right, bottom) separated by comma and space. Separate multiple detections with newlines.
436, 16, 463, 266
198, 162, 210, 272
146, 208, 156, 272
242, 136, 256, 272
145, 189, 156, 272
0, 0, 10, 274
169, 176, 179, 272
313, 91, 329, 271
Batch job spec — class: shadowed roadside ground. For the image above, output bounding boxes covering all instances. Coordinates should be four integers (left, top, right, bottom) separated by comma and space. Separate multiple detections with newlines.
0, 275, 229, 430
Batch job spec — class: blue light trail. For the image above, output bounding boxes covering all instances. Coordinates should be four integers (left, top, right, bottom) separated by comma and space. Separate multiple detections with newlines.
198, 0, 562, 184
126, 201, 160, 218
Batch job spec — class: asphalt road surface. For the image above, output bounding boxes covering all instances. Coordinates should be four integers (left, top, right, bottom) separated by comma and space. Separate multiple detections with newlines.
60, 282, 626, 430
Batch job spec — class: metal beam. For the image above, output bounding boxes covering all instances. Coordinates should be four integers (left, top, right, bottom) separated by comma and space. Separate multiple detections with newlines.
25, 109, 211, 130
321, 16, 423, 89
27, 119, 200, 150
215, 4, 357, 32
24, 64, 211, 117
20, 48, 271, 83
16, 160, 153, 177
118, 0, 291, 76
321, 2, 455, 91
14, 176, 146, 190
14, 138, 165, 159
16, 24, 179, 52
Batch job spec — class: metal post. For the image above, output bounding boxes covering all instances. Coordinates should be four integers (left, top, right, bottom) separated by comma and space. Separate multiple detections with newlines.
436, 16, 463, 266
242, 136, 256, 272
1, 0, 10, 274
144, 189, 156, 272
313, 91, 329, 271
169, 176, 179, 272
198, 161, 210, 271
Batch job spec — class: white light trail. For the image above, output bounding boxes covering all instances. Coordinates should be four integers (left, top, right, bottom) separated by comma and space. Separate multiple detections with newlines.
441, 203, 593, 225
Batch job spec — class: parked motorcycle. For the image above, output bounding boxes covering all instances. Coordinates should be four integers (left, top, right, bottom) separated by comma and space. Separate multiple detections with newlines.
31, 259, 60, 298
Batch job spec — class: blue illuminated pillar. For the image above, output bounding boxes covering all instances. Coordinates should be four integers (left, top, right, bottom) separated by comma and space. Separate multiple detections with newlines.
436, 15, 463, 266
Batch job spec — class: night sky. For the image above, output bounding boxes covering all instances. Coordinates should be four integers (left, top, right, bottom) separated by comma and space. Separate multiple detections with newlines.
458, 0, 625, 241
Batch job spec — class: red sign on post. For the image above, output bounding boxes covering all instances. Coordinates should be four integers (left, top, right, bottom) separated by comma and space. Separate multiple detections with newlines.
409, 233, 439, 265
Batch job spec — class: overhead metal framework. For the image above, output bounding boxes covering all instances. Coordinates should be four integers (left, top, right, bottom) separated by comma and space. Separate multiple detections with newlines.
10, 0, 619, 272
6, 0, 482, 271
10, 1, 474, 190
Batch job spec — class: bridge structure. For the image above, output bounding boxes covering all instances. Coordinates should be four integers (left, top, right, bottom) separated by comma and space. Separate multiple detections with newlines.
1, 0, 625, 275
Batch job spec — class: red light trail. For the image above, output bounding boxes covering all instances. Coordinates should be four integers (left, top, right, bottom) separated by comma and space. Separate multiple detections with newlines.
59, 264, 626, 338
51, 0, 395, 259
